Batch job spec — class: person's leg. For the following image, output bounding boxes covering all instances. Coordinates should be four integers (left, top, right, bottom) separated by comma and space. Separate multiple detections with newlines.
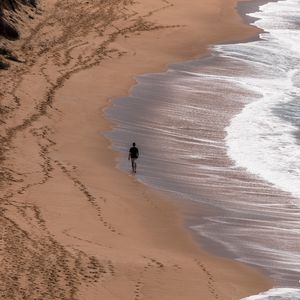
131, 158, 137, 173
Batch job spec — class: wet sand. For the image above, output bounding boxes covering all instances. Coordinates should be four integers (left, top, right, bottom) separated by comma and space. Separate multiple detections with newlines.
0, 0, 272, 299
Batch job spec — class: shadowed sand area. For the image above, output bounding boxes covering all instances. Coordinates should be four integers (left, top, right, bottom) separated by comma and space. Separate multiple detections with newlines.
0, 0, 272, 299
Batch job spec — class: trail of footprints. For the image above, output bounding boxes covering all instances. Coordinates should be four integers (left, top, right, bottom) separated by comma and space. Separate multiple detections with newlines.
63, 228, 113, 250
133, 257, 165, 300
54, 160, 121, 235
195, 259, 219, 299
131, 256, 219, 300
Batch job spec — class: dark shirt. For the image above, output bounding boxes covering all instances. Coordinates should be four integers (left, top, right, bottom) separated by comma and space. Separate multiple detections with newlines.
129, 146, 139, 159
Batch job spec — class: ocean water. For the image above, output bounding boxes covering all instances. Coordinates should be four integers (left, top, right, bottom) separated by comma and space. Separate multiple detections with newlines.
106, 0, 300, 298
226, 0, 300, 200
241, 288, 300, 300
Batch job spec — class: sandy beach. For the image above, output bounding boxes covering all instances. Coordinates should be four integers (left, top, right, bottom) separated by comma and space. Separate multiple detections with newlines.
0, 0, 272, 299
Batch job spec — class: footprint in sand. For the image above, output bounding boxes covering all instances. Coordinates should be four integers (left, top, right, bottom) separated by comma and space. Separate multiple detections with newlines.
195, 259, 219, 299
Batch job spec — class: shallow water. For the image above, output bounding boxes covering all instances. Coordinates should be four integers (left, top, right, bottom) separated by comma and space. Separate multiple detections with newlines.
106, 0, 300, 298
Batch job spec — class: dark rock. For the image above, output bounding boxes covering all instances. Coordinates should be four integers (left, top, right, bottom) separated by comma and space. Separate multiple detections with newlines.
0, 47, 11, 56
6, 53, 21, 62
0, 47, 21, 62
0, 60, 10, 70
0, 0, 38, 39
0, 17, 19, 40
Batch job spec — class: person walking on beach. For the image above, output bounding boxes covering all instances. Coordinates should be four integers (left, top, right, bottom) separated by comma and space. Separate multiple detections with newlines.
128, 142, 139, 173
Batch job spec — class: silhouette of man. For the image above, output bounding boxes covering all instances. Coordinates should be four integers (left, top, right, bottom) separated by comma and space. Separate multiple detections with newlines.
128, 142, 139, 173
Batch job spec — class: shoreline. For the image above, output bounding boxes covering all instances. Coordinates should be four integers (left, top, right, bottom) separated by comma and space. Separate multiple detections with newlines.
101, 0, 275, 293
107, 0, 300, 288
237, 0, 277, 25
0, 0, 272, 298
105, 0, 275, 274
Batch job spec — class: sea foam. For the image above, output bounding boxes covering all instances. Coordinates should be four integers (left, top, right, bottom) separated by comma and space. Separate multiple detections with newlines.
226, 0, 300, 199
241, 288, 300, 300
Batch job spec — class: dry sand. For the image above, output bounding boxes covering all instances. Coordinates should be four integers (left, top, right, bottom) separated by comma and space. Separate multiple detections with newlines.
0, 0, 272, 299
